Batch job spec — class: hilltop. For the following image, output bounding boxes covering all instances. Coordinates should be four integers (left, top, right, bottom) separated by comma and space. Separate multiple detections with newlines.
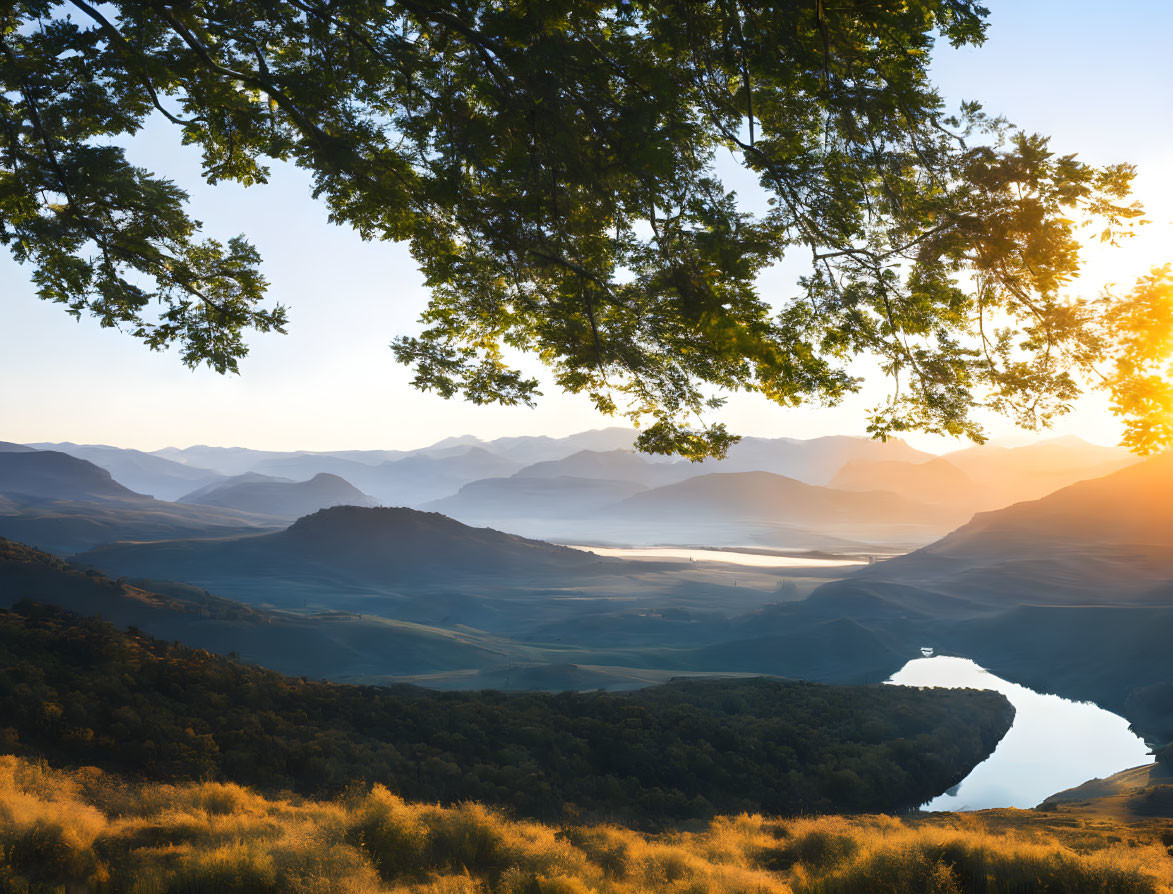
179, 471, 378, 518
79, 505, 617, 588
0, 450, 281, 554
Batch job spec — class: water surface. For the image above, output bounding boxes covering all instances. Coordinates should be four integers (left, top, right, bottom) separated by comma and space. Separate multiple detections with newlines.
887, 656, 1152, 811
564, 545, 866, 568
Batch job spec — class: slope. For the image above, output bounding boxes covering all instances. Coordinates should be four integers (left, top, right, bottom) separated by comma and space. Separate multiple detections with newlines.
0, 452, 282, 554
180, 472, 378, 518
77, 505, 619, 594
26, 442, 225, 500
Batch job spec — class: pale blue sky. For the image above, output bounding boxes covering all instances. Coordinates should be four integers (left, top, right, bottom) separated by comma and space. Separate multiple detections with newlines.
2, 0, 1170, 451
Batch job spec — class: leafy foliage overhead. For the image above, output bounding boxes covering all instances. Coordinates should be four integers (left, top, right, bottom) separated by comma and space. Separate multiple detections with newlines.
1, 1, 1162, 456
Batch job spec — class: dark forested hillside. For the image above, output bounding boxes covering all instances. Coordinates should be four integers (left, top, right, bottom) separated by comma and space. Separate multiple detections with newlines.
0, 603, 1013, 825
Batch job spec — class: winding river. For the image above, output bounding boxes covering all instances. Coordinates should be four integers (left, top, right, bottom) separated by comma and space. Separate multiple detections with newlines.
887, 655, 1153, 811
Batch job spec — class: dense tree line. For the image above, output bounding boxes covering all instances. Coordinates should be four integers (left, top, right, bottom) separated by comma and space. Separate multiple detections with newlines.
0, 603, 1012, 825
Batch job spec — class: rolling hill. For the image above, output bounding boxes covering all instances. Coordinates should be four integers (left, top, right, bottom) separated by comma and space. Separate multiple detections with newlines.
942, 436, 1137, 506
0, 537, 513, 680
78, 505, 619, 592
424, 474, 648, 523
511, 449, 695, 487
26, 442, 225, 500
0, 450, 281, 554
179, 471, 378, 518
252, 446, 522, 505
830, 457, 981, 508
0, 449, 145, 502
616, 471, 960, 529
802, 452, 1173, 755
856, 450, 1173, 604
695, 435, 933, 484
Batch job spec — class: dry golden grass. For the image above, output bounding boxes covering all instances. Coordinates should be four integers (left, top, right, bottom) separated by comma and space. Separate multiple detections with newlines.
2, 754, 1171, 893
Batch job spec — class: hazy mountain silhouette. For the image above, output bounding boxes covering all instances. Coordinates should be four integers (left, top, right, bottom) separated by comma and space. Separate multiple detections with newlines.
150, 445, 299, 476
252, 446, 521, 506
28, 442, 225, 500
0, 449, 145, 503
854, 451, 1173, 605
830, 457, 982, 508
827, 437, 1136, 515
695, 436, 933, 484
472, 427, 642, 464
0, 451, 281, 554
512, 449, 695, 487
616, 471, 959, 528
180, 472, 378, 518
942, 436, 1136, 507
0, 442, 38, 453
424, 475, 648, 523
79, 506, 618, 590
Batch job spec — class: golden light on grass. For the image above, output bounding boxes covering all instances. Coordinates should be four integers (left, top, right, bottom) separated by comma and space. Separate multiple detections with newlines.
2, 755, 1171, 893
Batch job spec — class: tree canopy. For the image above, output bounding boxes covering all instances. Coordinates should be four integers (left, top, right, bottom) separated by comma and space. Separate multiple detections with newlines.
1, 1, 1166, 457
0, 600, 1013, 823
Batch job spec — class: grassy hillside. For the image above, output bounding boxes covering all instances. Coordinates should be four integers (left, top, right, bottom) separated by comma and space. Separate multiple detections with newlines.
0, 603, 1013, 824
2, 754, 1169, 893
77, 505, 618, 587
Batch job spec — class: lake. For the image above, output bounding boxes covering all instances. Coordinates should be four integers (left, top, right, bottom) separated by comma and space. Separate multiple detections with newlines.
887, 655, 1153, 811
564, 545, 867, 568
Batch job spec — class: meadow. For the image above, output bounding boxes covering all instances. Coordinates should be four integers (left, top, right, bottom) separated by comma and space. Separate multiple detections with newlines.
3, 754, 1171, 893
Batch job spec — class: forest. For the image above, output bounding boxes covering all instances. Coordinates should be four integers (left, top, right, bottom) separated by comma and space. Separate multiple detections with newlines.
0, 602, 1012, 826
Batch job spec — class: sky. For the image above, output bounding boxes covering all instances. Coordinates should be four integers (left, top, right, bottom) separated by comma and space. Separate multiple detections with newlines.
2, 0, 1171, 452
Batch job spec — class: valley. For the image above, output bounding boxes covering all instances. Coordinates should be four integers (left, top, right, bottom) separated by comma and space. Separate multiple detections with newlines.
2, 428, 1172, 859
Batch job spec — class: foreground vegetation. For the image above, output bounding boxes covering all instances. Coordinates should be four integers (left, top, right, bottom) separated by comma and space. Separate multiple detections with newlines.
2, 754, 1171, 893
0, 603, 1012, 823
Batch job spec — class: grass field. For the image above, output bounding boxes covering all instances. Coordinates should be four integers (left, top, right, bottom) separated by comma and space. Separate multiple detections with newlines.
3, 754, 1171, 893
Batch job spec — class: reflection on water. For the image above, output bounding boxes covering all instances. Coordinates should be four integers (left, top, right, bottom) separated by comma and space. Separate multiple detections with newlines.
563, 545, 866, 568
888, 656, 1153, 811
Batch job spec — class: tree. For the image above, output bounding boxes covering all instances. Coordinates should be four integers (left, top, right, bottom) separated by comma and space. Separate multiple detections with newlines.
0, 1, 1161, 457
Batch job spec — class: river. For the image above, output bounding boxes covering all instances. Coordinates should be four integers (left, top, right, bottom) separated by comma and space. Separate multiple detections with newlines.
887, 655, 1153, 811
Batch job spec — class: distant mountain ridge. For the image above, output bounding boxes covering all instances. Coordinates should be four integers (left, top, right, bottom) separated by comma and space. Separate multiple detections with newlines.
855, 451, 1173, 605
512, 449, 694, 487
617, 470, 954, 525
6, 430, 1141, 555
831, 457, 980, 507
27, 442, 224, 500
0, 449, 145, 503
0, 450, 281, 554
827, 437, 1136, 515
696, 435, 933, 484
425, 475, 647, 522
179, 471, 378, 518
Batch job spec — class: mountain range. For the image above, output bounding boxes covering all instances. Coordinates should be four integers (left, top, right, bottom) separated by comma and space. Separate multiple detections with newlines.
0, 449, 281, 553
78, 505, 618, 593
4, 427, 1173, 764
178, 471, 378, 518
1, 431, 1142, 556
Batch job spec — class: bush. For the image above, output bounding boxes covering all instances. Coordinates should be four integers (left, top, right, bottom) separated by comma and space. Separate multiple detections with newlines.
1, 755, 1170, 894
